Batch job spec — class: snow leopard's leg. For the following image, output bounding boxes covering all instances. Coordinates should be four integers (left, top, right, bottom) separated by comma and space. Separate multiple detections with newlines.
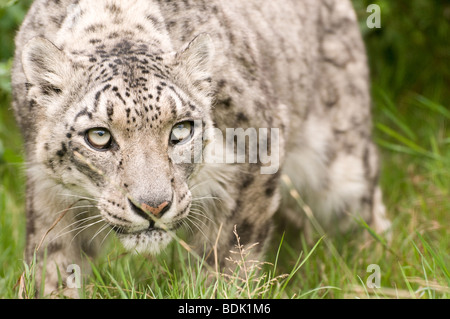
24, 172, 103, 298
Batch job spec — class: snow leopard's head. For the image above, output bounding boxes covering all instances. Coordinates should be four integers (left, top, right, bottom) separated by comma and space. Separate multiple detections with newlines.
21, 34, 215, 253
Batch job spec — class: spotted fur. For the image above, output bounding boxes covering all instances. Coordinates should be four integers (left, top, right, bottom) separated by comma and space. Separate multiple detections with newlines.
12, 0, 390, 296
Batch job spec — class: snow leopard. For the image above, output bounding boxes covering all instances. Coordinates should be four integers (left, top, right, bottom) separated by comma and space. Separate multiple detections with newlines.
11, 0, 390, 296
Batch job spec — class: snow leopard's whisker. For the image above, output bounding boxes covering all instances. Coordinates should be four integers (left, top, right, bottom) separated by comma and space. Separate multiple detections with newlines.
58, 193, 99, 203
188, 202, 206, 209
186, 211, 209, 229
65, 211, 103, 230
189, 207, 210, 217
191, 195, 223, 206
186, 215, 210, 241
52, 214, 102, 240
188, 179, 216, 191
191, 194, 222, 201
52, 213, 97, 235
51, 216, 103, 242
189, 204, 215, 219
89, 223, 110, 245
69, 219, 106, 245
52, 205, 97, 216
100, 225, 115, 248
180, 219, 195, 236
189, 208, 216, 226
70, 210, 95, 220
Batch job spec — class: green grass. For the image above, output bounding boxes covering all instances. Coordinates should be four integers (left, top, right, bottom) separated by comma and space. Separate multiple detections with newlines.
0, 0, 449, 299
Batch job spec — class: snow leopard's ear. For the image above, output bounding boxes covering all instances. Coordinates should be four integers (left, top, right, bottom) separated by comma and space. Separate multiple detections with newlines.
22, 37, 74, 95
172, 33, 214, 98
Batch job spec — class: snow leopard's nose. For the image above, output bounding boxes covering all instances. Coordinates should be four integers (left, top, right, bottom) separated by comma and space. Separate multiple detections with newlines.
128, 198, 172, 220
141, 201, 170, 217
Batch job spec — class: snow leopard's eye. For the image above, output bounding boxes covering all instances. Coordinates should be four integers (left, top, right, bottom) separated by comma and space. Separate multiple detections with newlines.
170, 121, 194, 145
85, 128, 112, 150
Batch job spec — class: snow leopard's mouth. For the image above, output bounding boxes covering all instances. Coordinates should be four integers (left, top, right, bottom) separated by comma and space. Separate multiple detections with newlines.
113, 223, 182, 254
111, 220, 182, 235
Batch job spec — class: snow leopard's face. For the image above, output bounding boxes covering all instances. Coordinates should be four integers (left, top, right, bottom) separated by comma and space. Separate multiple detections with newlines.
22, 35, 214, 253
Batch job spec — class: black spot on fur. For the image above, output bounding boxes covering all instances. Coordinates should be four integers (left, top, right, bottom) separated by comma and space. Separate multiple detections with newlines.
219, 97, 232, 108
240, 174, 254, 189
107, 101, 114, 121
264, 171, 281, 197
89, 38, 102, 44
236, 112, 248, 122
56, 142, 67, 157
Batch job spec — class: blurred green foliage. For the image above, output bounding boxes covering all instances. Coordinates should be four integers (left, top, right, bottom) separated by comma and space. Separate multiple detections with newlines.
0, 0, 32, 60
355, 0, 450, 102
0, 0, 31, 96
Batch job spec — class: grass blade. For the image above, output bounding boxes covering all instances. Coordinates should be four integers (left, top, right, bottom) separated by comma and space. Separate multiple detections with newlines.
376, 123, 440, 160
414, 95, 450, 120
279, 236, 324, 295
416, 233, 450, 283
